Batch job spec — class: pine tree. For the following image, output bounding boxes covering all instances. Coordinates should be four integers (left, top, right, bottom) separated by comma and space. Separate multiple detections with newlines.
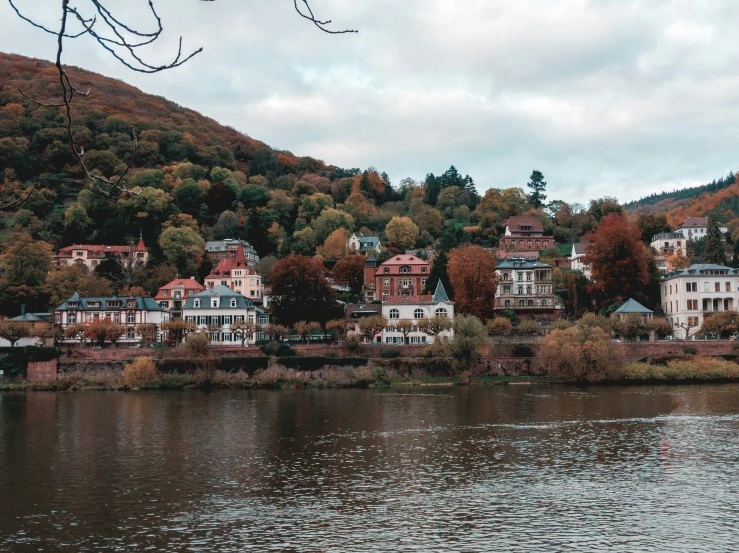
704, 214, 727, 265
527, 170, 547, 209
423, 250, 453, 297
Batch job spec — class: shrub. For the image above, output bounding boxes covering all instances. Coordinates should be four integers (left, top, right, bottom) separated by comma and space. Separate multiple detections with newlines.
450, 315, 488, 374
253, 365, 311, 388
683, 346, 698, 355
344, 335, 363, 354
512, 344, 534, 358
381, 349, 401, 359
550, 319, 572, 331
620, 358, 739, 381
487, 317, 513, 336
516, 319, 540, 336
372, 367, 391, 385
123, 357, 158, 388
542, 325, 624, 382
312, 365, 375, 388
260, 341, 296, 357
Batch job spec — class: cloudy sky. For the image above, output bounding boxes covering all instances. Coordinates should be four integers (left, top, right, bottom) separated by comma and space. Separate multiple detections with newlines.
2, 0, 739, 203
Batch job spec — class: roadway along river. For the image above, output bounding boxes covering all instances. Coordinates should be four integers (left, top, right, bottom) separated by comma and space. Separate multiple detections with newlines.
2, 385, 739, 552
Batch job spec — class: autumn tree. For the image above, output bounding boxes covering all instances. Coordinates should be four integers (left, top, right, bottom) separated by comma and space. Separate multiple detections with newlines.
358, 314, 388, 344
136, 323, 158, 347
44, 266, 113, 309
0, 232, 53, 313
161, 319, 195, 347
270, 255, 340, 327
264, 324, 288, 341
447, 245, 498, 321
64, 323, 87, 346
417, 315, 453, 341
85, 321, 126, 347
332, 254, 366, 297
542, 326, 624, 382
527, 170, 547, 209
385, 216, 419, 250
0, 321, 29, 347
326, 319, 349, 342
230, 320, 258, 346
583, 214, 652, 307
321, 228, 349, 259
665, 251, 691, 273
486, 317, 513, 336
392, 319, 414, 345
449, 315, 488, 375
294, 320, 321, 344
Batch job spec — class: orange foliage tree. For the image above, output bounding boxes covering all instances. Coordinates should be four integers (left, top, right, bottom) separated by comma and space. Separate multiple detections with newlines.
447, 244, 498, 321
333, 254, 366, 297
321, 228, 349, 259
583, 214, 651, 305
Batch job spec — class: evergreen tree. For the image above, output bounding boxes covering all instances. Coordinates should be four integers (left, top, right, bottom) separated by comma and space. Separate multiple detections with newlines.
423, 250, 453, 298
704, 214, 727, 265
527, 170, 547, 209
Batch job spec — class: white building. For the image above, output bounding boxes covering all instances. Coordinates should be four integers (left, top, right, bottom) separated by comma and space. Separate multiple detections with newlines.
651, 232, 687, 274
661, 264, 739, 339
182, 286, 268, 345
675, 217, 728, 241
569, 243, 592, 279
379, 281, 454, 345
55, 293, 168, 344
347, 233, 381, 254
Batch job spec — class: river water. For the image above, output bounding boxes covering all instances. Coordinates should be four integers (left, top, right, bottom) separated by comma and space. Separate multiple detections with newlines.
2, 385, 739, 552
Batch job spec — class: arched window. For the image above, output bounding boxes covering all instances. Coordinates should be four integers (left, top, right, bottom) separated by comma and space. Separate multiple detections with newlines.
526, 286, 532, 295
414, 309, 424, 319
519, 300, 525, 307
384, 268, 390, 273
541, 299, 548, 306
503, 273, 509, 281
505, 300, 510, 307
435, 308, 448, 318
422, 267, 427, 273
528, 300, 534, 307
389, 309, 400, 319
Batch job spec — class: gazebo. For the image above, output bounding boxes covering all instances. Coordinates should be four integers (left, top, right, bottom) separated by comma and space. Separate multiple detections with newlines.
613, 298, 654, 325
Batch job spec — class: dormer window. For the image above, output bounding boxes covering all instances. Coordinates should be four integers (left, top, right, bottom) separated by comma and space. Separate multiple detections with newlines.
126, 300, 136, 308
422, 267, 427, 273
384, 268, 390, 274
194, 299, 200, 308
68, 301, 78, 308
211, 298, 219, 308
230, 299, 237, 308
400, 266, 411, 274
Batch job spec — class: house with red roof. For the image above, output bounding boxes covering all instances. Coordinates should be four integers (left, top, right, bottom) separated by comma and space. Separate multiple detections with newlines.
204, 245, 263, 301
499, 216, 554, 253
55, 237, 149, 271
363, 254, 431, 301
154, 277, 206, 319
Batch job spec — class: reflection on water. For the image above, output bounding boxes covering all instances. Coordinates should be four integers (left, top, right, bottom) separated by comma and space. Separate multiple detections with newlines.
2, 385, 739, 551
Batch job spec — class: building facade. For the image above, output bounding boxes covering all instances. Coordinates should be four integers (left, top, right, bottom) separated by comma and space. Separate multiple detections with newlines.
182, 286, 268, 345
348, 233, 381, 254
154, 278, 205, 319
204, 247, 263, 301
569, 243, 592, 279
380, 282, 454, 345
205, 239, 259, 267
650, 232, 687, 274
55, 239, 149, 270
661, 264, 739, 338
495, 258, 565, 319
55, 293, 167, 344
364, 254, 431, 301
675, 217, 728, 241
499, 216, 554, 252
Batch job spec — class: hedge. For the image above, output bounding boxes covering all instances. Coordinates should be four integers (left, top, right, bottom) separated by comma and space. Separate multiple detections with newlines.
0, 347, 59, 377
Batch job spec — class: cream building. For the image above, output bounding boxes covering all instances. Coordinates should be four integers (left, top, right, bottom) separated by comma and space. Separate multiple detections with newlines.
379, 281, 455, 345
661, 264, 739, 338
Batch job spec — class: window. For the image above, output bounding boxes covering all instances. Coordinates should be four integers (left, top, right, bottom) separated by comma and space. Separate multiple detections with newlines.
400, 266, 410, 273
422, 268, 427, 273
503, 273, 509, 281
210, 315, 219, 325
384, 279, 390, 287
251, 279, 255, 285
414, 309, 424, 319
223, 333, 231, 342
223, 315, 232, 325
411, 336, 421, 344
384, 268, 389, 274
421, 279, 426, 286
186, 316, 196, 323
727, 282, 731, 292
126, 328, 135, 339
503, 286, 511, 294
528, 300, 534, 306
194, 300, 200, 308
211, 298, 219, 308
518, 272, 524, 281
519, 300, 525, 307
55, 313, 61, 324
435, 308, 448, 317
162, 290, 169, 297
389, 309, 400, 319
68, 313, 76, 324
686, 282, 697, 292
541, 299, 548, 306
687, 300, 698, 310
127, 313, 135, 324
715, 282, 721, 292
198, 316, 206, 325
526, 286, 532, 295
230, 299, 237, 308
235, 315, 244, 322
505, 300, 510, 307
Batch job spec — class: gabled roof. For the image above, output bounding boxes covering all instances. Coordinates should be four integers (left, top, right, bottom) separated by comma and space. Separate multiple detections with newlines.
377, 255, 430, 274
505, 216, 544, 233
677, 217, 708, 229
572, 243, 588, 256
432, 280, 451, 303
56, 295, 162, 311
205, 247, 257, 278
614, 298, 654, 314
10, 313, 50, 322
154, 278, 205, 300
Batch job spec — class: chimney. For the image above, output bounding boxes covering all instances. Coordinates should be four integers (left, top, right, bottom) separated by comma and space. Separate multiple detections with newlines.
20, 304, 25, 316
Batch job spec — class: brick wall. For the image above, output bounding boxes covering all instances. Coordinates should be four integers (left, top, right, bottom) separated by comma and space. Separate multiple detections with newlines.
27, 360, 57, 381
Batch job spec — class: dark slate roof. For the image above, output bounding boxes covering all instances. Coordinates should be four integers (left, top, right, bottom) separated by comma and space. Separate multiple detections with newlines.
651, 232, 683, 242
345, 303, 381, 320
496, 258, 552, 270
182, 285, 255, 309
10, 313, 50, 322
432, 281, 451, 303
358, 236, 380, 250
666, 264, 738, 278
613, 298, 654, 314
56, 294, 162, 311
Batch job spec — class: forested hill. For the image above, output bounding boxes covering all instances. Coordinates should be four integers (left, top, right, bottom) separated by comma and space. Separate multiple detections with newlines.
0, 52, 333, 185
624, 172, 736, 218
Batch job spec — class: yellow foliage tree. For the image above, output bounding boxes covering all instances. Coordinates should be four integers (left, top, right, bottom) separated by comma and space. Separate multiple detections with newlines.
384, 216, 419, 250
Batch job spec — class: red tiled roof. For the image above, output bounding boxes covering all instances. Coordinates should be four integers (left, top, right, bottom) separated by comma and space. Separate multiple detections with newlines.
206, 249, 257, 278
57, 244, 139, 254
383, 295, 434, 305
154, 278, 205, 300
505, 216, 544, 233
376, 255, 429, 275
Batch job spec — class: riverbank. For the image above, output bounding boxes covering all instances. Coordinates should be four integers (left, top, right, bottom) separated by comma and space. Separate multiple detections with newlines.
5, 357, 739, 391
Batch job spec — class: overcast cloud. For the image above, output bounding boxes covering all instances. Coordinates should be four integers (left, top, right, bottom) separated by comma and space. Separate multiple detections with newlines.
2, 0, 739, 203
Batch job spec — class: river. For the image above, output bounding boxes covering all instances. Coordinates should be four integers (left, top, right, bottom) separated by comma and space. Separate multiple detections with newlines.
2, 385, 739, 552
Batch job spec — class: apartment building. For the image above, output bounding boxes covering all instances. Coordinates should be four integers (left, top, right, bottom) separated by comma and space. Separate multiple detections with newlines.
380, 281, 454, 345
204, 246, 263, 300
661, 264, 739, 338
499, 216, 554, 252
205, 239, 259, 267
495, 258, 565, 319
363, 254, 430, 301
55, 238, 148, 270
154, 278, 205, 319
